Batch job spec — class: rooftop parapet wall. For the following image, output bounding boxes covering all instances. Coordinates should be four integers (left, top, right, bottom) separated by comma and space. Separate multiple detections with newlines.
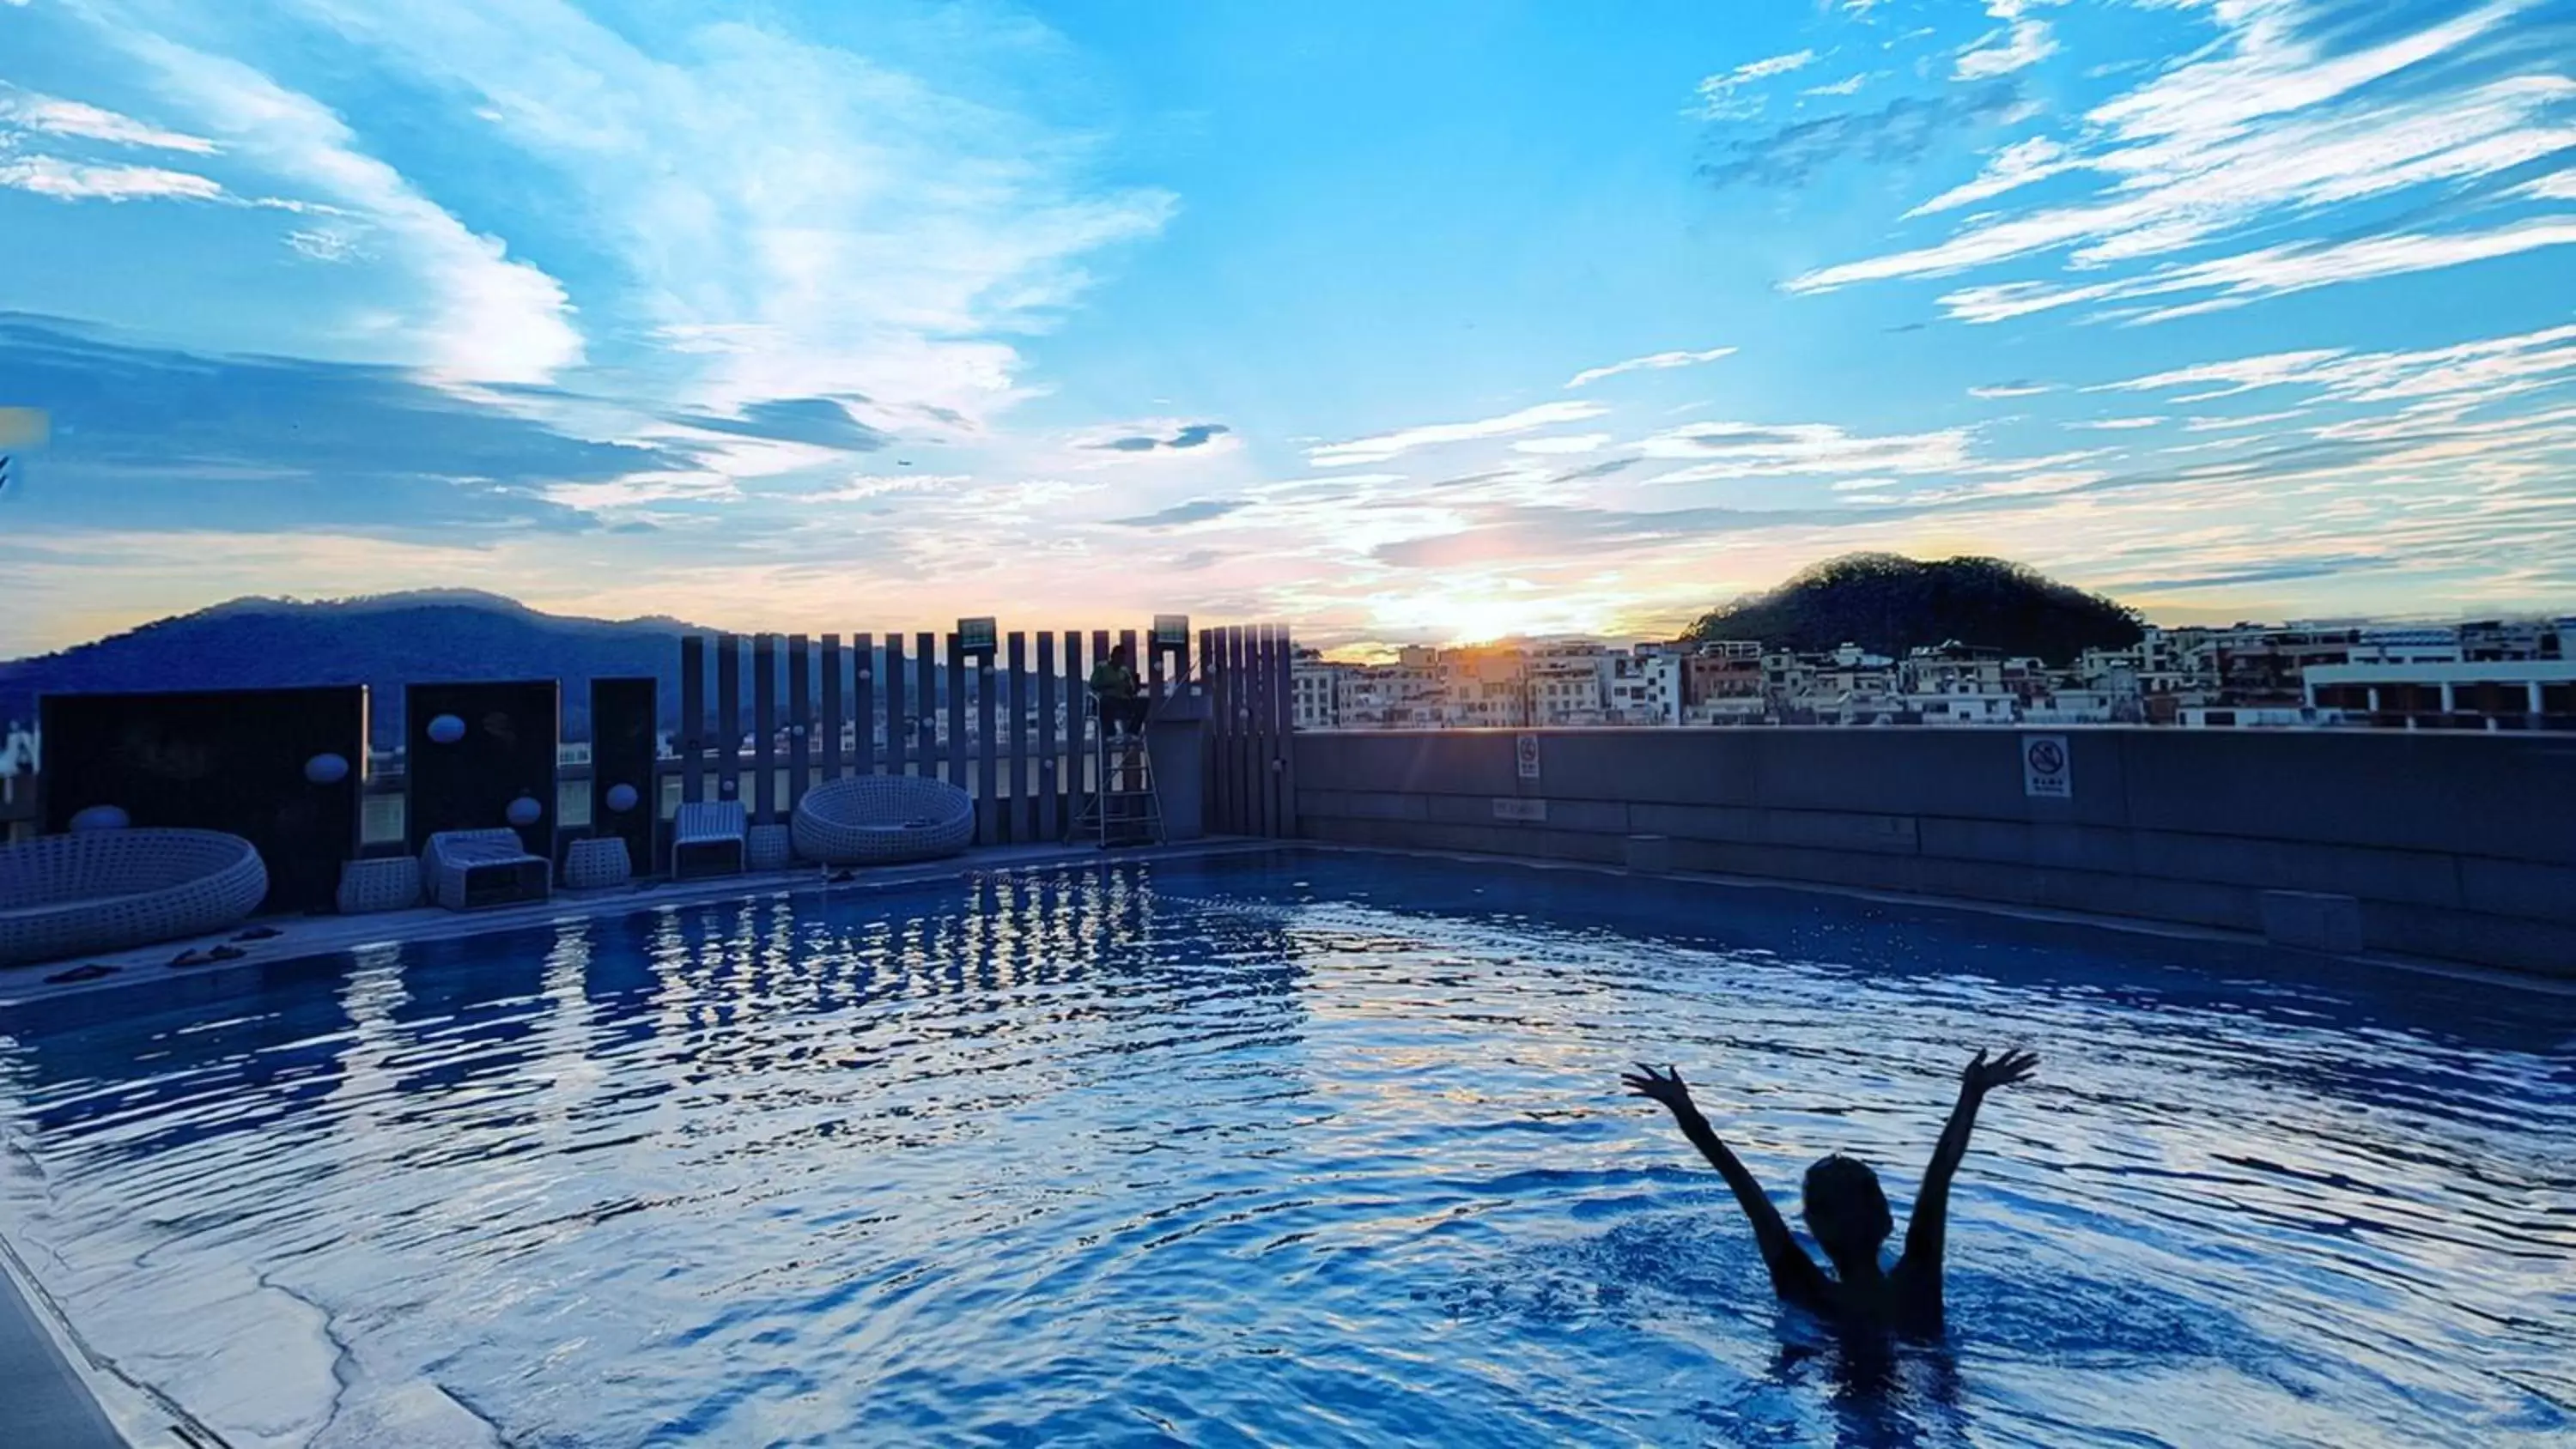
1291, 728, 2575, 976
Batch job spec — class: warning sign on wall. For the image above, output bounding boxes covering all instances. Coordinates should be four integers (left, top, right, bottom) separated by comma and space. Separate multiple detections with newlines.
2022, 735, 2072, 799
1516, 734, 1540, 780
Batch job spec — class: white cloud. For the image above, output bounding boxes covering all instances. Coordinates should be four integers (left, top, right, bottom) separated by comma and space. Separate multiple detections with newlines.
1907, 136, 2071, 216
2184, 410, 2311, 431
0, 155, 225, 202
2069, 415, 2165, 430
1803, 75, 1871, 98
1792, 3, 2569, 314
1955, 15, 2058, 81
1637, 419, 1974, 478
1308, 402, 1609, 467
1968, 381, 2055, 398
808, 473, 970, 502
256, 0, 1174, 421
0, 92, 218, 153
1564, 346, 1738, 389
1510, 433, 1613, 455
2103, 323, 2576, 409
1936, 218, 2576, 324
1693, 50, 1817, 118
283, 226, 366, 262
113, 32, 583, 386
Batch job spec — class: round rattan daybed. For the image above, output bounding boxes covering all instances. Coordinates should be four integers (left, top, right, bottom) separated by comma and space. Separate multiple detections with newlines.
790, 775, 975, 866
0, 829, 269, 967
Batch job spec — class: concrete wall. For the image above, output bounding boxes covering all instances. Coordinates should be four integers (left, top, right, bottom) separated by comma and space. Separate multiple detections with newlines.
1292, 729, 2576, 976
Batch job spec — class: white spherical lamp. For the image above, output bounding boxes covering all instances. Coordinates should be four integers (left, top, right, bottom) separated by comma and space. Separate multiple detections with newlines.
605, 783, 640, 814
427, 713, 466, 745
304, 752, 350, 785
70, 804, 130, 832
505, 795, 544, 828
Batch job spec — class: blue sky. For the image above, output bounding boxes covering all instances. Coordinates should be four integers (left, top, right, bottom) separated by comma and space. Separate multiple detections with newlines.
1, 0, 2570, 657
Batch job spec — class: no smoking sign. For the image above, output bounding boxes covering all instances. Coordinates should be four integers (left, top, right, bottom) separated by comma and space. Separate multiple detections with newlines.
2022, 735, 2072, 799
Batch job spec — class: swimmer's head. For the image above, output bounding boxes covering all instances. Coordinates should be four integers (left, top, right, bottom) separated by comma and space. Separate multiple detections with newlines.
1802, 1154, 1892, 1258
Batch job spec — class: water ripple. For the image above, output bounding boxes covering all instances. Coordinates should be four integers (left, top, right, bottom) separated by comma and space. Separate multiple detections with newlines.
1, 851, 2570, 1448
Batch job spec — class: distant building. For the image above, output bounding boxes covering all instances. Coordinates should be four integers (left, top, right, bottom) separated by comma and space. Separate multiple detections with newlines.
1681, 641, 1765, 725
1601, 649, 1681, 725
1277, 613, 2573, 733
2349, 626, 2462, 665
1290, 648, 1349, 730
2305, 660, 2576, 729
1439, 646, 1531, 728
1528, 642, 1609, 726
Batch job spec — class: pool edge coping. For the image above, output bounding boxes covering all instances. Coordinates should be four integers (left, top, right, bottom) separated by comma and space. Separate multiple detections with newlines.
0, 837, 1288, 1010
1289, 840, 2576, 999
6, 833, 2568, 1011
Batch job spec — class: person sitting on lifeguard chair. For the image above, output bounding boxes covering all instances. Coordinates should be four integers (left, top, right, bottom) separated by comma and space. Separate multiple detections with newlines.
1089, 642, 1151, 791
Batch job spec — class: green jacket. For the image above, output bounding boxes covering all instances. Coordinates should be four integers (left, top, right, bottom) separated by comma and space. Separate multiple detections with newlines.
1090, 661, 1139, 700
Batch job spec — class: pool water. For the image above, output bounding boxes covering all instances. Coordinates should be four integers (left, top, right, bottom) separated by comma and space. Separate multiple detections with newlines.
2, 850, 2571, 1447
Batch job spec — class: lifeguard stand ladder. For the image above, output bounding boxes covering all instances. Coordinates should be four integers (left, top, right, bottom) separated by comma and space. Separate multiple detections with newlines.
1071, 707, 1164, 848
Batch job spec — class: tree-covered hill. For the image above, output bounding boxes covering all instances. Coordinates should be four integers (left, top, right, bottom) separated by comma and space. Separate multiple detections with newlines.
1683, 554, 2144, 663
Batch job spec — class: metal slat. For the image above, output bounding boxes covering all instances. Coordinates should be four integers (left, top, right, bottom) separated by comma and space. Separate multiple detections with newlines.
1036, 631, 1058, 840
1006, 633, 1030, 843
1233, 627, 1254, 836
1198, 627, 1218, 833
915, 632, 939, 774
787, 633, 811, 809
976, 636, 999, 845
1062, 631, 1087, 835
680, 634, 705, 804
1277, 624, 1299, 837
753, 634, 778, 822
884, 632, 906, 778
821, 634, 845, 781
854, 633, 875, 776
1253, 626, 1273, 837
947, 635, 969, 818
1091, 630, 1112, 812
717, 633, 742, 803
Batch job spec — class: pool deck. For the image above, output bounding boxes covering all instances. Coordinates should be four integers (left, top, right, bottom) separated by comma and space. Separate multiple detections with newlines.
0, 1237, 128, 1448
0, 837, 1290, 1012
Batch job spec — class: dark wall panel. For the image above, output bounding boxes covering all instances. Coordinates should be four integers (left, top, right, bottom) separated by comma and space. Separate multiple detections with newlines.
39, 686, 368, 913
405, 681, 559, 857
590, 676, 657, 876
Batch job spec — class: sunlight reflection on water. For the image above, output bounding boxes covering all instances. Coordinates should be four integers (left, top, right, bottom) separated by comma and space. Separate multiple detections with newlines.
2, 851, 2571, 1447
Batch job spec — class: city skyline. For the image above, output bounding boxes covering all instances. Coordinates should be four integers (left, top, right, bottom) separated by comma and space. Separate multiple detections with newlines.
3, 0, 2573, 659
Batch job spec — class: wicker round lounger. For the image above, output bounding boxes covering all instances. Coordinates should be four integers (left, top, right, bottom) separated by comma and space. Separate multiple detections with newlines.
791, 775, 975, 866
0, 828, 269, 967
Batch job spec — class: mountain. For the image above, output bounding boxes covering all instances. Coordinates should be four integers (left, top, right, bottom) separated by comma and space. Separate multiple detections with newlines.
0, 591, 813, 747
1682, 554, 2145, 663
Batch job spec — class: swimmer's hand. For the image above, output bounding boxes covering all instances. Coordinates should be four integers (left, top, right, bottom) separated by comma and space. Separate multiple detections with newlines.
1961, 1048, 2038, 1097
1621, 1063, 1696, 1113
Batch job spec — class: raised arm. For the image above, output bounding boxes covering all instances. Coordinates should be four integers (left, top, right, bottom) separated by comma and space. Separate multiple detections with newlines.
1897, 1048, 2037, 1288
1623, 1064, 1832, 1308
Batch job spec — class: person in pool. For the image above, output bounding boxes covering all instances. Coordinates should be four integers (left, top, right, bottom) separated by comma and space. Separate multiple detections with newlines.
1622, 1048, 2038, 1338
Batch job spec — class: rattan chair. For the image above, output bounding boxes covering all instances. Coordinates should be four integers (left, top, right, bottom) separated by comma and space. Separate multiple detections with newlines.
672, 800, 748, 879
422, 829, 550, 911
337, 855, 423, 914
0, 828, 268, 967
791, 775, 975, 865
562, 836, 633, 891
746, 822, 794, 872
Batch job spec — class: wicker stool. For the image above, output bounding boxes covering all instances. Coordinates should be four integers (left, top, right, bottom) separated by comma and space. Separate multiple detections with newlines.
562, 836, 632, 891
337, 855, 422, 914
746, 822, 794, 872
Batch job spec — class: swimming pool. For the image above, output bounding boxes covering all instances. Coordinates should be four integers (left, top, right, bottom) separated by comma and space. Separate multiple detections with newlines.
2, 849, 2570, 1447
